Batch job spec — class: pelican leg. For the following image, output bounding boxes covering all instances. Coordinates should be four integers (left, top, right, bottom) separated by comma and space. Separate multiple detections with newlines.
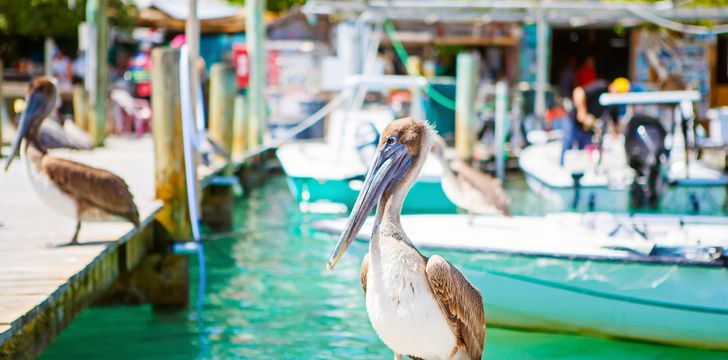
47, 222, 82, 248
70, 221, 81, 245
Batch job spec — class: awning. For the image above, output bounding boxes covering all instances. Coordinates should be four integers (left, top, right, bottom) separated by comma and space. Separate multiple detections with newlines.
131, 0, 277, 33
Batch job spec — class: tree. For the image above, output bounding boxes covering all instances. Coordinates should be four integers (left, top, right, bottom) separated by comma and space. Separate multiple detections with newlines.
0, 0, 136, 38
227, 0, 307, 13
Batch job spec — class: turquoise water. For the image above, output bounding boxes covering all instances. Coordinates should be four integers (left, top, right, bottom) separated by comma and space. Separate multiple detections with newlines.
42, 175, 728, 359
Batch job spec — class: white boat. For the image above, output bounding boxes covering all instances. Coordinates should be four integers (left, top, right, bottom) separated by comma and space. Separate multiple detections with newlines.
519, 140, 728, 212
313, 213, 728, 350
521, 90, 728, 212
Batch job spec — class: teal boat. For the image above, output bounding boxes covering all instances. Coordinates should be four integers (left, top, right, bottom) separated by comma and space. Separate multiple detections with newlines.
277, 107, 456, 213
314, 212, 728, 350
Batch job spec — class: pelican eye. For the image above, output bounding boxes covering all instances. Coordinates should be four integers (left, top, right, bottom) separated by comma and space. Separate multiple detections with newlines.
386, 136, 397, 145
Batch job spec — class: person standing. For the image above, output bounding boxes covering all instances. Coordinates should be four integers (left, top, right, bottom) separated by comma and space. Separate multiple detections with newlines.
558, 56, 577, 99
561, 77, 628, 165
52, 49, 74, 92
575, 56, 597, 88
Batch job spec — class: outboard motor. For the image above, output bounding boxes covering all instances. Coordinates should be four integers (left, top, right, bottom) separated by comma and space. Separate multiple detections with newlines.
624, 114, 668, 208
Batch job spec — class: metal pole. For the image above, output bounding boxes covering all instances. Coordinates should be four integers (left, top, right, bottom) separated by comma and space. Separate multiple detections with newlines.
44, 37, 55, 77
455, 52, 478, 161
495, 80, 508, 181
246, 0, 266, 147
534, 7, 547, 122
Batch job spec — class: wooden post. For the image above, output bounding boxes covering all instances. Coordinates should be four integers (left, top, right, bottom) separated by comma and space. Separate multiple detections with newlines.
87, 0, 109, 146
232, 93, 248, 156
208, 63, 236, 154
246, 0, 266, 148
185, 0, 200, 134
72, 85, 89, 131
455, 52, 478, 161
494, 81, 508, 181
152, 47, 191, 240
0, 59, 3, 152
44, 37, 54, 77
150, 47, 190, 307
204, 63, 237, 231
534, 9, 548, 121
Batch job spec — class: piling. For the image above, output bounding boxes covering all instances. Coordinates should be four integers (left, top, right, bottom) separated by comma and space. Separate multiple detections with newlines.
0, 59, 3, 151
72, 85, 89, 132
246, 0, 267, 148
208, 63, 236, 154
455, 52, 479, 161
494, 81, 508, 181
44, 37, 54, 77
232, 93, 248, 156
150, 47, 192, 307
534, 9, 549, 121
86, 0, 109, 146
204, 63, 237, 231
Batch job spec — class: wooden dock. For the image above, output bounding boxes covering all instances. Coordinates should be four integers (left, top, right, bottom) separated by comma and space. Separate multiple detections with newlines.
0, 136, 228, 357
0, 44, 254, 358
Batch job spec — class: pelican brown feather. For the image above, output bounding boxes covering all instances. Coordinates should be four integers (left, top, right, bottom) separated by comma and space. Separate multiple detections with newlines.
425, 255, 486, 360
360, 253, 370, 296
41, 155, 140, 226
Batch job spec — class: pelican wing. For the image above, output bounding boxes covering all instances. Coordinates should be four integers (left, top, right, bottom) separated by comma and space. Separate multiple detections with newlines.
41, 156, 140, 225
425, 255, 485, 360
360, 252, 370, 296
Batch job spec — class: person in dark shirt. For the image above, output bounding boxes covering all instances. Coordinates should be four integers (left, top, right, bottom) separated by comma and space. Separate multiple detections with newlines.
561, 78, 628, 165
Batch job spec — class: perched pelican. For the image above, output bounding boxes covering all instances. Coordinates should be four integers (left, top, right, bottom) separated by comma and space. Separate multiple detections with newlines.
432, 135, 511, 216
328, 118, 486, 360
4, 77, 139, 245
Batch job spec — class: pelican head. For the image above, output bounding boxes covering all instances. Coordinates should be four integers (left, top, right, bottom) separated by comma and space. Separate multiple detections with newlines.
4, 77, 58, 171
327, 118, 432, 270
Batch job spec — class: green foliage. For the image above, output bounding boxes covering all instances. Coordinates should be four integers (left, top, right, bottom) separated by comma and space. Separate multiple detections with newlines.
0, 0, 136, 38
227, 0, 307, 13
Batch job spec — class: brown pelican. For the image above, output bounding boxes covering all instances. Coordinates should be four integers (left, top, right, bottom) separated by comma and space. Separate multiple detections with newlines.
432, 135, 511, 216
4, 77, 139, 245
327, 118, 486, 360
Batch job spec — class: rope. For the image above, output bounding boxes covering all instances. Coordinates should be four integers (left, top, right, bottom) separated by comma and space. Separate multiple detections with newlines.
383, 20, 457, 111
236, 89, 352, 160
179, 45, 208, 358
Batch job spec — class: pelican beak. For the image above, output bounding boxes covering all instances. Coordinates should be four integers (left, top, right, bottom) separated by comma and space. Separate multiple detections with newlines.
327, 141, 413, 270
4, 97, 38, 172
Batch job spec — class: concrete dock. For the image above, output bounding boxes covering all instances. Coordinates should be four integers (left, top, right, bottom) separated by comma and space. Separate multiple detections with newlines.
0, 136, 227, 357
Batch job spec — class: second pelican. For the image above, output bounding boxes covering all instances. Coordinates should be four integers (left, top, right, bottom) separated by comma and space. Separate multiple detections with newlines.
4, 77, 139, 245
327, 118, 486, 360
